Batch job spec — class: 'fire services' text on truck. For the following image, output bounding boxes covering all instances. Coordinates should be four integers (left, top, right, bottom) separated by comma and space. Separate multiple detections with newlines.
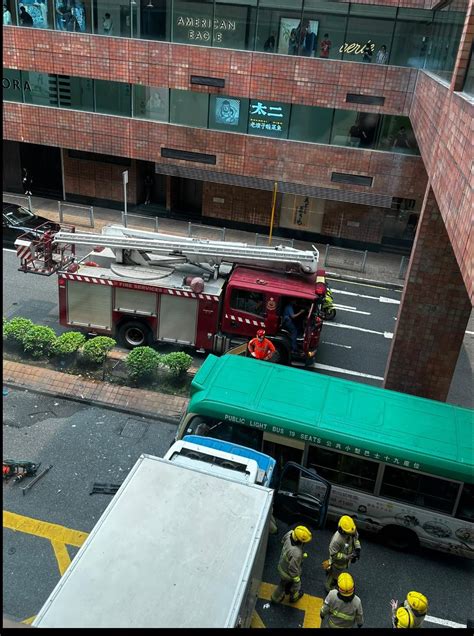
15, 224, 330, 365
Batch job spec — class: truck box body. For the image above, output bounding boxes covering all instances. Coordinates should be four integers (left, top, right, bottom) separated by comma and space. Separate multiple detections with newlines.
32, 453, 273, 628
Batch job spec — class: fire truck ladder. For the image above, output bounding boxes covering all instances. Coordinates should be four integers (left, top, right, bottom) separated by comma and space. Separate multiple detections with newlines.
52, 226, 319, 275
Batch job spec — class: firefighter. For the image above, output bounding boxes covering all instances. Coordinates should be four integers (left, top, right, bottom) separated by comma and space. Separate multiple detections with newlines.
391, 592, 428, 628
392, 607, 415, 629
325, 515, 361, 592
320, 572, 364, 628
247, 329, 276, 361
271, 525, 312, 604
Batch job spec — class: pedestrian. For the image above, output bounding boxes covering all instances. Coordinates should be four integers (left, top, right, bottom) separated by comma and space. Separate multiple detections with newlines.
391, 591, 428, 628
361, 40, 373, 63
19, 6, 33, 26
320, 572, 364, 628
22, 168, 33, 196
392, 126, 412, 150
3, 4, 12, 25
320, 33, 332, 59
263, 33, 275, 53
102, 12, 113, 36
324, 515, 361, 592
144, 172, 154, 205
392, 606, 415, 629
282, 300, 304, 355
375, 44, 389, 64
248, 329, 276, 361
271, 525, 312, 604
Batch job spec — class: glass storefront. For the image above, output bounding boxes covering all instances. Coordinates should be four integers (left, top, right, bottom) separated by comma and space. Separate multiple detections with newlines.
3, 1, 468, 78
463, 51, 474, 98
3, 67, 420, 156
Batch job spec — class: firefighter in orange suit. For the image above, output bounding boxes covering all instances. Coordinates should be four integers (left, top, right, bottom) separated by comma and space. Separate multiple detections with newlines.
248, 329, 276, 361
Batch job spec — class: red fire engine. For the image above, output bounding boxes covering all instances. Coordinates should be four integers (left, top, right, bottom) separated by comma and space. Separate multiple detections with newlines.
15, 224, 327, 365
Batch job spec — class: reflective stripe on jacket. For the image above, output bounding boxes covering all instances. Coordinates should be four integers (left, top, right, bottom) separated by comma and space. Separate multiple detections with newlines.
329, 530, 361, 569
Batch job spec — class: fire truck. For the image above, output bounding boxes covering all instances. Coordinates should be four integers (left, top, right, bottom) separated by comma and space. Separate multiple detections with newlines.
15, 223, 328, 365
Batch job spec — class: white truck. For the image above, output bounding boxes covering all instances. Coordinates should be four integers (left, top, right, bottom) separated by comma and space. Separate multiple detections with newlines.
32, 438, 330, 628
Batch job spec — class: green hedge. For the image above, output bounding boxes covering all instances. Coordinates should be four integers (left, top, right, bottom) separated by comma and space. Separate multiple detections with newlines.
52, 331, 86, 356
22, 325, 57, 358
161, 352, 193, 377
125, 346, 161, 381
3, 317, 35, 345
81, 336, 116, 365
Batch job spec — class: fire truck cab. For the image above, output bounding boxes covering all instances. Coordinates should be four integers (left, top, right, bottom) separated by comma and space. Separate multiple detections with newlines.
15, 224, 325, 366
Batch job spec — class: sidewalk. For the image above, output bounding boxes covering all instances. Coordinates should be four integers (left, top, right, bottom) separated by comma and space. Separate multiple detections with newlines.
7, 193, 406, 289
3, 360, 188, 423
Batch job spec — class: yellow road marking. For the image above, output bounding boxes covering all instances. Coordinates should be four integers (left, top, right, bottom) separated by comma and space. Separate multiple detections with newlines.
3, 511, 88, 547
21, 616, 36, 625
251, 611, 266, 628
51, 540, 71, 576
257, 582, 323, 628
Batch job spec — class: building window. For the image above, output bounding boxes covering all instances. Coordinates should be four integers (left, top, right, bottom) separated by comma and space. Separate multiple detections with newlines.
289, 104, 333, 144
94, 0, 131, 38
256, 0, 304, 55
380, 465, 460, 514
213, 0, 258, 51
302, 0, 349, 61
95, 79, 131, 117
2, 68, 23, 102
209, 95, 249, 133
133, 86, 169, 122
390, 8, 433, 69
22, 71, 59, 107
342, 5, 396, 65
170, 89, 209, 128
58, 75, 94, 111
331, 110, 381, 150
308, 446, 379, 494
462, 50, 474, 97
377, 116, 419, 155
55, 0, 91, 33
424, 0, 468, 83
17, 0, 52, 29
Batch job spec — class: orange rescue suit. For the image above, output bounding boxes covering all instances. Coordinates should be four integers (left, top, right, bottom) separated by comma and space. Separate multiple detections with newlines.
248, 337, 276, 360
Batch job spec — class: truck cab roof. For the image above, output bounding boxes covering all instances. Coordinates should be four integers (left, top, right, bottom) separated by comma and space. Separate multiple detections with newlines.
229, 266, 317, 300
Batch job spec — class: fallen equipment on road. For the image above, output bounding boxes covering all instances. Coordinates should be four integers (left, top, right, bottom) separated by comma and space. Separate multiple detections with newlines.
21, 464, 53, 495
2, 460, 40, 483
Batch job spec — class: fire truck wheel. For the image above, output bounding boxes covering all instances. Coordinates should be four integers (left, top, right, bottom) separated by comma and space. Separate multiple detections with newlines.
118, 320, 152, 349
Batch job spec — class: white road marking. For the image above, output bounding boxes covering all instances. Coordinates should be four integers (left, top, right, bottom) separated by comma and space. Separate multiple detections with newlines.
334, 306, 371, 316
313, 363, 383, 381
327, 276, 402, 292
332, 288, 400, 305
323, 321, 393, 339
424, 615, 466, 628
466, 330, 474, 335
322, 341, 352, 349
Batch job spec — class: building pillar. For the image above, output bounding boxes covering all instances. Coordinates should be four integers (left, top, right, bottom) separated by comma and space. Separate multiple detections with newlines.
384, 186, 472, 401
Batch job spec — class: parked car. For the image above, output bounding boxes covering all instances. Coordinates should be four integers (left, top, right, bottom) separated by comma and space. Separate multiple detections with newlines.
2, 202, 59, 248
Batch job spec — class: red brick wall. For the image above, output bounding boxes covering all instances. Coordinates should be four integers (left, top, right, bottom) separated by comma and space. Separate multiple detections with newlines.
3, 27, 417, 116
3, 102, 427, 206
203, 183, 276, 227
321, 202, 386, 244
384, 188, 472, 400
451, 1, 474, 91
410, 72, 473, 297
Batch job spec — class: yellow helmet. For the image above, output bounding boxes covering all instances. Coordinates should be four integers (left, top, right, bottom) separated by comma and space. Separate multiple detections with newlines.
338, 515, 356, 535
292, 525, 312, 543
406, 591, 428, 615
395, 607, 414, 628
337, 572, 354, 597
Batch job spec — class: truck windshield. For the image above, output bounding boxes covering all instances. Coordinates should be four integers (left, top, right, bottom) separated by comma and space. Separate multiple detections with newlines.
186, 415, 263, 451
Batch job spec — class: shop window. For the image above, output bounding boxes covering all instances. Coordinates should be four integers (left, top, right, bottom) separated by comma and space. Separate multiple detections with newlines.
55, 0, 91, 33
172, 0, 214, 46
307, 445, 378, 494
331, 110, 380, 150
170, 89, 209, 128
95, 79, 132, 117
247, 99, 290, 139
214, 1, 258, 51
380, 465, 460, 514
209, 94, 249, 134
256, 0, 303, 55
133, 86, 169, 122
302, 0, 348, 61
230, 289, 265, 316
3, 1, 15, 25
140, 0, 170, 41
377, 116, 419, 155
455, 484, 474, 522
424, 1, 467, 83
17, 0, 53, 28
2, 68, 23, 102
289, 104, 332, 144
342, 5, 396, 65
462, 50, 474, 97
23, 71, 59, 107
94, 0, 132, 38
58, 75, 94, 111
390, 8, 433, 68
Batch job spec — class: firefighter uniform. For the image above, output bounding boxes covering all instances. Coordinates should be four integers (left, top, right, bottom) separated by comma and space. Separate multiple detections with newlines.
325, 529, 361, 592
320, 589, 364, 628
271, 527, 311, 603
403, 601, 426, 628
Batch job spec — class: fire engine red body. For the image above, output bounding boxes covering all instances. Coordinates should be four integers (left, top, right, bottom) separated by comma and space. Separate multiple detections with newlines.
15, 224, 326, 365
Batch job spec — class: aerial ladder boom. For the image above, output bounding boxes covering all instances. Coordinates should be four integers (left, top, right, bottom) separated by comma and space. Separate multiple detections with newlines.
51, 225, 319, 275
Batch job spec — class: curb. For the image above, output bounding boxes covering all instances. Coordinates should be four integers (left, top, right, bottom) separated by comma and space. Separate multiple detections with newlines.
3, 379, 184, 425
326, 270, 404, 291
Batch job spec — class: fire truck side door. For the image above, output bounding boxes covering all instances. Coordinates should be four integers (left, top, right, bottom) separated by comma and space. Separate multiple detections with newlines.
221, 287, 267, 338
273, 462, 331, 530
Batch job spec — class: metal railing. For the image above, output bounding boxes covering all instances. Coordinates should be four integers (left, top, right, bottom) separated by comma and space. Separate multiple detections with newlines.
121, 212, 159, 232
255, 233, 294, 248
3, 193, 32, 212
188, 222, 226, 241
324, 244, 367, 273
58, 201, 94, 228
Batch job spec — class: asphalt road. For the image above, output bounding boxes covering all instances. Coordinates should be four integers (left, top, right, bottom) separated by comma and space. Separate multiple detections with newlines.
3, 248, 472, 407
3, 391, 473, 628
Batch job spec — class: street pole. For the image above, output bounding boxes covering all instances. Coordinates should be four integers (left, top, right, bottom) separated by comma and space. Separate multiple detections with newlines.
268, 181, 278, 246
122, 170, 129, 226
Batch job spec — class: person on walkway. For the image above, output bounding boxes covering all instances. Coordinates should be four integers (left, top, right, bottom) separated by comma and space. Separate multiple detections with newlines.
320, 572, 364, 628
248, 329, 276, 361
19, 6, 33, 26
325, 515, 361, 592
320, 33, 332, 59
144, 172, 154, 205
391, 591, 428, 628
361, 40, 373, 63
22, 168, 33, 196
271, 525, 312, 604
392, 606, 415, 628
282, 301, 304, 354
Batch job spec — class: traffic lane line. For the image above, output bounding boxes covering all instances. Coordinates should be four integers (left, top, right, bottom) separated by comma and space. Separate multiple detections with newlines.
327, 276, 403, 293
3, 511, 88, 547
424, 615, 467, 628
332, 288, 401, 305
313, 363, 383, 381
323, 321, 393, 339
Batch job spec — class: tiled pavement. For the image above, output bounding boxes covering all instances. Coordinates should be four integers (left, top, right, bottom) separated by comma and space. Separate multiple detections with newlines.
3, 360, 188, 423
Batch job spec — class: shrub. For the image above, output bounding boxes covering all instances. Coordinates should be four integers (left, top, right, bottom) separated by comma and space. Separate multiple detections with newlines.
3, 317, 35, 345
161, 351, 193, 377
125, 346, 161, 381
22, 325, 57, 358
52, 331, 86, 357
81, 336, 116, 365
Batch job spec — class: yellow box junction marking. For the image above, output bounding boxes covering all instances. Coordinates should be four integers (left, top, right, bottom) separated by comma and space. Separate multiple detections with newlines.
4, 511, 323, 628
